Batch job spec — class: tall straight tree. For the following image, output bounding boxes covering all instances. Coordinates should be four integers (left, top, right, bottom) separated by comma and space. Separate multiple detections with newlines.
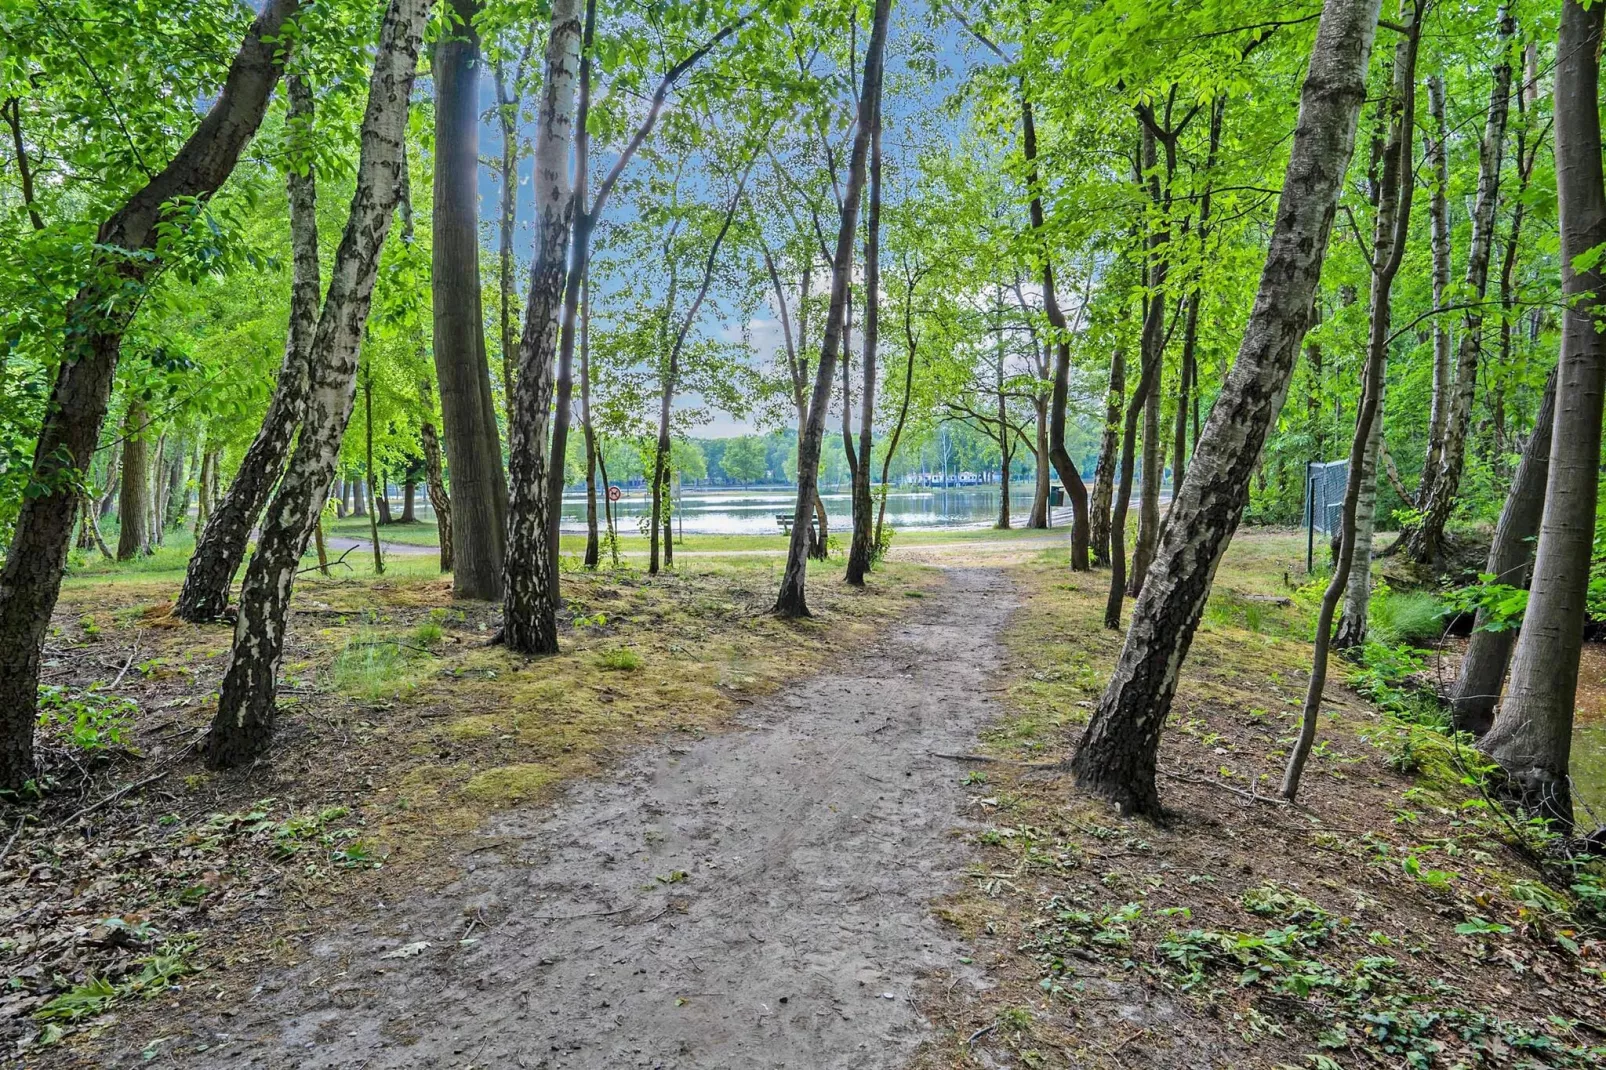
434, 0, 509, 601
0, 0, 301, 790
775, 0, 891, 617
501, 0, 583, 655
1334, 2, 1421, 651
207, 0, 429, 767
1405, 10, 1514, 565
115, 403, 152, 561
845, 83, 884, 586
177, 72, 321, 622
1067, 0, 1383, 818
1479, 0, 1606, 828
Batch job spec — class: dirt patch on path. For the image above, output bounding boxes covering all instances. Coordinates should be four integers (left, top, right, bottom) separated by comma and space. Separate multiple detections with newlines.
117, 568, 1014, 1069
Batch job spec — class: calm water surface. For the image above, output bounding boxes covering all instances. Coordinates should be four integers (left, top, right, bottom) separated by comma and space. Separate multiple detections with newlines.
555, 487, 1050, 535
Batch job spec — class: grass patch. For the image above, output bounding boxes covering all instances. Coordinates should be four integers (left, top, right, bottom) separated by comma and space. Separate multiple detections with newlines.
1369, 585, 1447, 646
594, 647, 643, 671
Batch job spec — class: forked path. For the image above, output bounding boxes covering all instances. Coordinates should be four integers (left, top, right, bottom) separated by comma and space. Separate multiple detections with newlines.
161, 568, 1015, 1069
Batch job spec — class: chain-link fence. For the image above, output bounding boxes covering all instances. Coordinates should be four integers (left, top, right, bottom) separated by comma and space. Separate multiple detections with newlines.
1304, 459, 1348, 572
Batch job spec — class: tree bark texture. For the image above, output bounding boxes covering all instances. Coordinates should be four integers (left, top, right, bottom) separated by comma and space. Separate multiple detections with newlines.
845, 88, 884, 586
1091, 342, 1125, 567
115, 403, 152, 561
1480, 0, 1606, 828
434, 0, 508, 602
501, 0, 582, 654
1067, 0, 1381, 818
178, 73, 321, 622
1450, 367, 1555, 735
205, 0, 426, 769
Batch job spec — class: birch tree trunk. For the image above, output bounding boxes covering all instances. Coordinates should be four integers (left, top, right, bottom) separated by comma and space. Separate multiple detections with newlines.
434, 0, 508, 601
502, 0, 582, 654
1407, 10, 1514, 565
581, 271, 601, 569
178, 72, 320, 622
1479, 0, 1606, 828
1417, 74, 1452, 504
206, 0, 427, 768
1451, 368, 1555, 735
0, 0, 300, 787
1067, 0, 1382, 818
775, 0, 890, 617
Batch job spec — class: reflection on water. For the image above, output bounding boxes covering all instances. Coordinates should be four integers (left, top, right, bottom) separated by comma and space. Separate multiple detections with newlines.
1573, 645, 1606, 818
554, 487, 1048, 535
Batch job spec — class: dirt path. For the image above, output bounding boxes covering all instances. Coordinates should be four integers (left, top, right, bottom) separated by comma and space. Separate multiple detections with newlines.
131, 568, 1016, 1069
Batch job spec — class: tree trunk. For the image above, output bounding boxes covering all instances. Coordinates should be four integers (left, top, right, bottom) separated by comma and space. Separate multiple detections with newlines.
502, 0, 582, 654
116, 403, 152, 561
846, 88, 884, 586
1334, 383, 1385, 648
1027, 395, 1050, 529
1025, 91, 1090, 570
1417, 73, 1453, 504
352, 478, 368, 516
1406, 11, 1513, 565
420, 384, 453, 573
1334, 11, 1421, 650
206, 0, 425, 769
434, 0, 508, 602
1091, 343, 1124, 567
1451, 368, 1555, 735
1128, 364, 1163, 596
400, 475, 417, 522
332, 477, 345, 519
177, 71, 320, 622
581, 270, 600, 569
1067, 0, 1382, 818
775, 0, 889, 617
365, 370, 387, 570
1479, 0, 1606, 828
98, 447, 120, 519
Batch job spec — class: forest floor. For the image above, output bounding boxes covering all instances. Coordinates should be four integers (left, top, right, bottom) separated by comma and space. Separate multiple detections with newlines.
5, 531, 1604, 1068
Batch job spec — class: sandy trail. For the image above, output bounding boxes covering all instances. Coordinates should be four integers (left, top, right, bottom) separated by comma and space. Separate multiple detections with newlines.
140, 567, 1016, 1069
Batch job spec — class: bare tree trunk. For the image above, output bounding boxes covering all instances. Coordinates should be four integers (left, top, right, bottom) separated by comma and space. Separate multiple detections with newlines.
78, 491, 113, 560
434, 0, 507, 602
1091, 342, 1124, 567
1027, 395, 1050, 528
775, 0, 889, 617
352, 478, 367, 516
205, 0, 425, 769
1334, 11, 1422, 649
1288, 3, 1421, 798
1407, 11, 1514, 565
400, 473, 417, 522
581, 271, 601, 569
116, 403, 152, 560
1417, 73, 1453, 504
98, 447, 120, 520
419, 380, 453, 572
846, 90, 884, 586
502, 0, 582, 654
875, 271, 921, 549
1479, 0, 1606, 828
1068, 0, 1382, 818
178, 72, 320, 621
1129, 366, 1162, 595
1451, 368, 1555, 735
364, 367, 386, 571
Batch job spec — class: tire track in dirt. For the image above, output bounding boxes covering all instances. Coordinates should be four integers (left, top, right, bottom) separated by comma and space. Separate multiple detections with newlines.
146, 567, 1016, 1069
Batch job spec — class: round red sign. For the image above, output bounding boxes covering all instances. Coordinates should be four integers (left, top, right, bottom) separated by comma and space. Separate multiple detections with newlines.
606, 485, 622, 502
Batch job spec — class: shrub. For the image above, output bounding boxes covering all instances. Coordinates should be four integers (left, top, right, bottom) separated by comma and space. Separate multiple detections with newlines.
596, 647, 642, 672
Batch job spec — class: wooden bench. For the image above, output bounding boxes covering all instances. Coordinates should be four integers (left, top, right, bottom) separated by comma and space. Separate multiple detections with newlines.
776, 513, 796, 534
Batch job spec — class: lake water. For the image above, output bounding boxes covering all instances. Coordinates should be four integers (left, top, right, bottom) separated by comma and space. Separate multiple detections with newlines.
555, 487, 1053, 535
